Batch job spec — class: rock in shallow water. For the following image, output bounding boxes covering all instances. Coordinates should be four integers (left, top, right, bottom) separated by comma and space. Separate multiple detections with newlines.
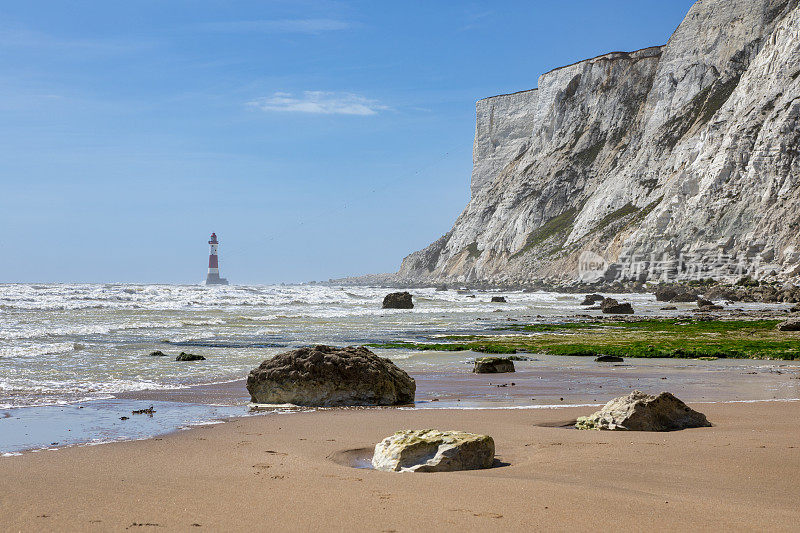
473, 357, 515, 373
372, 429, 495, 472
595, 355, 624, 362
581, 294, 605, 305
382, 292, 413, 309
175, 352, 205, 361
576, 390, 711, 431
601, 298, 634, 314
246, 345, 415, 406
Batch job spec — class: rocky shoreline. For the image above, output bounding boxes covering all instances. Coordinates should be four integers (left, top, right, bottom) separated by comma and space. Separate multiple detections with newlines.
326, 275, 800, 304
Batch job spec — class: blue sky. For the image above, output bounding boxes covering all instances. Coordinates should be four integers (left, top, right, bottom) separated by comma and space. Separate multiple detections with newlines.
0, 0, 696, 284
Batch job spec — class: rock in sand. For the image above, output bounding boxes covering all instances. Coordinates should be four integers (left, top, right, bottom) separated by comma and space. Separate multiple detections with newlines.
473, 357, 515, 373
575, 390, 711, 431
246, 345, 415, 406
371, 429, 495, 472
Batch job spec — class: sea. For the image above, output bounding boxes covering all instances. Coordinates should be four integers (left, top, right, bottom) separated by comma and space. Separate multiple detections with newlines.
1, 283, 799, 454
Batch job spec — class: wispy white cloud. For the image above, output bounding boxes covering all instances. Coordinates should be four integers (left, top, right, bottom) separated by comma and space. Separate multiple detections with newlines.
248, 91, 389, 116
195, 18, 352, 34
0, 27, 152, 54
460, 8, 493, 31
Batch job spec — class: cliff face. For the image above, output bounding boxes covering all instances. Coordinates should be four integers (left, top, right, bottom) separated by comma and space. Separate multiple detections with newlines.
397, 0, 800, 284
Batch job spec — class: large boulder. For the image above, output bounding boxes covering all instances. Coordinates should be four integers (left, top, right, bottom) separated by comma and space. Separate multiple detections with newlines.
382, 292, 414, 309
601, 298, 634, 314
371, 430, 495, 472
473, 357, 515, 373
246, 345, 415, 406
776, 319, 800, 331
575, 390, 711, 431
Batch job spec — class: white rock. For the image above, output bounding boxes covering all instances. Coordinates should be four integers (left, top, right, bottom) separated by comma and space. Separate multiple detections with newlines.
371, 430, 495, 472
576, 390, 712, 431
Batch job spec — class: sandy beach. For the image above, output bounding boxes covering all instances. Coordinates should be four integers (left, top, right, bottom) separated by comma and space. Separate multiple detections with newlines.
2, 400, 799, 532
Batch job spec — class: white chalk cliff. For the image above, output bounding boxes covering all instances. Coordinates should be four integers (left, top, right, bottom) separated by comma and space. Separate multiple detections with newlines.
395, 0, 800, 284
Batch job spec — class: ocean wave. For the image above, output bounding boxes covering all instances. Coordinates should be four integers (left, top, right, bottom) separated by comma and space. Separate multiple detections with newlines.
180, 319, 227, 326
0, 377, 173, 396
0, 320, 184, 341
0, 342, 82, 359
163, 331, 216, 344
164, 339, 286, 349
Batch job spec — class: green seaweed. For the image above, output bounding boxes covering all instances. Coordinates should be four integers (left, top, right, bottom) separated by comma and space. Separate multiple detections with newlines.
369, 319, 800, 360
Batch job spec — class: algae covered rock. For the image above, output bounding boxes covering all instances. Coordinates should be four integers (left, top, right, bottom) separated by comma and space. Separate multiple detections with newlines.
576, 390, 711, 431
776, 318, 800, 331
175, 352, 205, 361
382, 291, 414, 309
246, 345, 415, 406
372, 429, 495, 472
473, 357, 515, 373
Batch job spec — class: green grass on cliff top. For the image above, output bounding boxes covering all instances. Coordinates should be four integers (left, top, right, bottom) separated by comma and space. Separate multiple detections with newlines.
367, 319, 800, 360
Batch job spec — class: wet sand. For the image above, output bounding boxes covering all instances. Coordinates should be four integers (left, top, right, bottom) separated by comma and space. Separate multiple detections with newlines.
1, 400, 799, 532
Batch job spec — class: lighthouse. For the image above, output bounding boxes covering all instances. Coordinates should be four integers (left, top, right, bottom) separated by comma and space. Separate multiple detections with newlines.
205, 232, 229, 285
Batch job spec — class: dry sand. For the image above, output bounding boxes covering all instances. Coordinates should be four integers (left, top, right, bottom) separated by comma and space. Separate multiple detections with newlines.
1, 400, 799, 532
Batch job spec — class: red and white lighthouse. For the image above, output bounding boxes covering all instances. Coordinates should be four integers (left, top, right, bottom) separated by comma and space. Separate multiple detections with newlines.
205, 232, 229, 285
